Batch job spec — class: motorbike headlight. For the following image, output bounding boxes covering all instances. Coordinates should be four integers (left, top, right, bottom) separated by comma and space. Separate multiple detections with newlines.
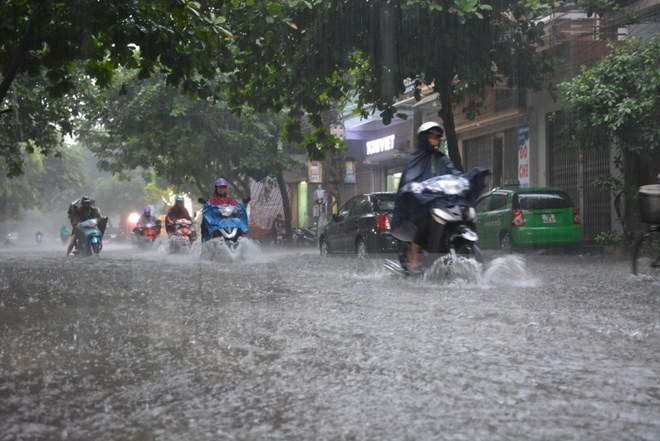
87, 219, 98, 227
219, 205, 236, 217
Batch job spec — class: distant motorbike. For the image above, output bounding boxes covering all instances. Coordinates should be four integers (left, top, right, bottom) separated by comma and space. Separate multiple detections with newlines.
73, 217, 108, 256
59, 228, 70, 244
292, 227, 317, 247
168, 219, 196, 253
200, 202, 249, 249
133, 220, 162, 248
385, 169, 490, 276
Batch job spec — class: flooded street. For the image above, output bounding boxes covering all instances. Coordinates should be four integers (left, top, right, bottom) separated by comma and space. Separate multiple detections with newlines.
1, 242, 658, 440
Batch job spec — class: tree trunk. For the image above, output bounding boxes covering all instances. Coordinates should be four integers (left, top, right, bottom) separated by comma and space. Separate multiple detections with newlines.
437, 74, 464, 172
276, 170, 293, 240
0, 18, 34, 106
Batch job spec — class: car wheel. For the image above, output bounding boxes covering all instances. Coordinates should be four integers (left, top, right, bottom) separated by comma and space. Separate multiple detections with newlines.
500, 232, 514, 254
356, 238, 367, 259
320, 238, 329, 256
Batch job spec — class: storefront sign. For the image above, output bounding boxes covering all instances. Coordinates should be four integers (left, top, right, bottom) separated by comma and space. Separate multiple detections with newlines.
308, 161, 323, 184
366, 135, 395, 156
518, 125, 530, 187
344, 160, 356, 184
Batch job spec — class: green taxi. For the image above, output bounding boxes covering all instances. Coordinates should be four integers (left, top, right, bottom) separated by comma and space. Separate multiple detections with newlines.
474, 184, 583, 253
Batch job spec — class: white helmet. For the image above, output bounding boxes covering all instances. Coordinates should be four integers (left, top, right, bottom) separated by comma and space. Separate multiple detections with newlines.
417, 121, 444, 137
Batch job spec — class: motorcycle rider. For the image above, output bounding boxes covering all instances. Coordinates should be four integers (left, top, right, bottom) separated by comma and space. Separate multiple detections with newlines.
66, 196, 104, 256
59, 225, 70, 244
133, 206, 162, 235
165, 196, 194, 238
391, 122, 461, 275
208, 178, 239, 206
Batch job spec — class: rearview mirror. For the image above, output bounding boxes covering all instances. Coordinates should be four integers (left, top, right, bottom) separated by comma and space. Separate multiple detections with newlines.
197, 197, 207, 204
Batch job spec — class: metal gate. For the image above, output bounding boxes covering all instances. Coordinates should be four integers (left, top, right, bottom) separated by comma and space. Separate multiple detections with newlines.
547, 111, 611, 241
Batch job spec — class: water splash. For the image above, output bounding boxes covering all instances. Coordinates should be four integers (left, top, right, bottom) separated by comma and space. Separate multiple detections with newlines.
480, 254, 538, 288
199, 237, 266, 264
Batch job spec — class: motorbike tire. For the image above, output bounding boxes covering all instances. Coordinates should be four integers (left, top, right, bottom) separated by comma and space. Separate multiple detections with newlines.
397, 241, 410, 270
454, 241, 483, 264
427, 221, 446, 254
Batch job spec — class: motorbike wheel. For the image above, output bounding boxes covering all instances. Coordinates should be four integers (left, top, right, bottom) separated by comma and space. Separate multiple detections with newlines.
427, 221, 446, 254
500, 232, 514, 254
356, 238, 368, 259
319, 238, 329, 256
397, 241, 410, 270
91, 242, 102, 255
454, 241, 483, 264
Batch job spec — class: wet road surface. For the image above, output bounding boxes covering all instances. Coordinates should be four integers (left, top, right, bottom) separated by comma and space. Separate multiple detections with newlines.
1, 242, 658, 440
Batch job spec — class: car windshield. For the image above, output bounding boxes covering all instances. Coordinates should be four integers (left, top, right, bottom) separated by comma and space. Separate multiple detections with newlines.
516, 192, 573, 210
372, 194, 396, 212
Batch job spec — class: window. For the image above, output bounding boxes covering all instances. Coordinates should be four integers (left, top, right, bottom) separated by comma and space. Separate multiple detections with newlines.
516, 192, 573, 210
352, 196, 373, 216
490, 192, 509, 210
337, 198, 357, 220
474, 196, 491, 213
372, 194, 396, 212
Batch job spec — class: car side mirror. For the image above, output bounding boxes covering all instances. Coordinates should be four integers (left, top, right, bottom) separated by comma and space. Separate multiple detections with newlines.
197, 197, 207, 204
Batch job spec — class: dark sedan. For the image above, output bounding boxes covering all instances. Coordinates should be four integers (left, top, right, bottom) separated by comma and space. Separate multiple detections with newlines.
319, 192, 398, 257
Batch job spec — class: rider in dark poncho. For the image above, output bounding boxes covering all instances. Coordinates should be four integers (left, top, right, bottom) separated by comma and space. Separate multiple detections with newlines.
391, 122, 461, 273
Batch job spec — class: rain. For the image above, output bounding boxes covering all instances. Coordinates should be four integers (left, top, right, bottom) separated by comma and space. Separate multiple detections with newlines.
1, 241, 658, 440
1, 1, 659, 440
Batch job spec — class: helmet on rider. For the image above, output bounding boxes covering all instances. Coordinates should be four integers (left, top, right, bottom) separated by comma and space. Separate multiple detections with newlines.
144, 206, 151, 214
175, 195, 185, 202
215, 178, 228, 187
81, 196, 92, 205
417, 121, 445, 152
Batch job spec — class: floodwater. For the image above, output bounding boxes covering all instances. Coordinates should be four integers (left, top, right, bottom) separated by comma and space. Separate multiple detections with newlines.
0, 240, 658, 440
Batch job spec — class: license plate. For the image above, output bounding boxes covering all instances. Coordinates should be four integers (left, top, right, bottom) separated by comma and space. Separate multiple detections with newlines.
542, 213, 556, 223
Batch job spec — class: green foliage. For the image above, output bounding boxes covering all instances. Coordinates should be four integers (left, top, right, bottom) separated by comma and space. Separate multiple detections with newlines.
226, 0, 559, 169
594, 230, 620, 247
0, 146, 84, 222
1, 0, 564, 176
563, 37, 660, 244
80, 72, 301, 199
562, 37, 660, 155
0, 72, 90, 177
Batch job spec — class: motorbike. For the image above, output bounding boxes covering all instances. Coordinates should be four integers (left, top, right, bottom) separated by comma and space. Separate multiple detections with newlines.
59, 228, 70, 244
385, 168, 490, 277
133, 220, 162, 248
292, 226, 317, 247
200, 202, 249, 248
73, 217, 108, 256
168, 218, 196, 253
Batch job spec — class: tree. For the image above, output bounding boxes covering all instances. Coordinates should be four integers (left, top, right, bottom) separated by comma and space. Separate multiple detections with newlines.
0, 146, 84, 224
79, 72, 302, 226
226, 0, 557, 170
0, 0, 298, 176
562, 37, 660, 242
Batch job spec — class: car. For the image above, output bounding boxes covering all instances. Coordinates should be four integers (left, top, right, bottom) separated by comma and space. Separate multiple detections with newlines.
474, 184, 583, 253
319, 192, 398, 257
